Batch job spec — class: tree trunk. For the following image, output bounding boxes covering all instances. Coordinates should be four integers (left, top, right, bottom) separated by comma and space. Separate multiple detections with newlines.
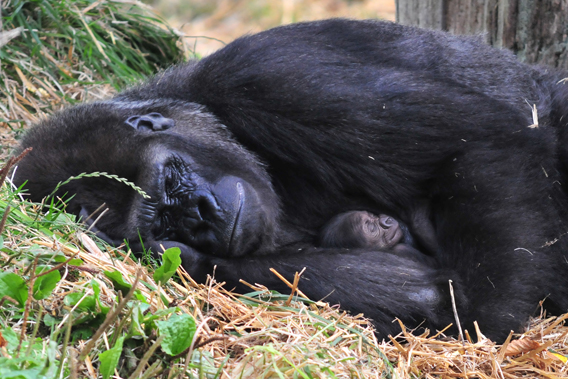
395, 0, 568, 69
395, 0, 445, 29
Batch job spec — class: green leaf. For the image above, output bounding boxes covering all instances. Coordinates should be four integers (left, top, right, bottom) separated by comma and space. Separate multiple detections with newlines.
99, 336, 125, 379
0, 272, 28, 307
33, 266, 61, 300
129, 303, 147, 338
64, 292, 96, 312
153, 247, 181, 285
140, 307, 178, 336
91, 280, 110, 313
1, 327, 19, 352
156, 313, 196, 356
143, 307, 178, 324
104, 270, 132, 293
53, 254, 83, 266
104, 270, 145, 301
43, 314, 58, 327
133, 291, 147, 302
0, 359, 44, 379
92, 279, 101, 301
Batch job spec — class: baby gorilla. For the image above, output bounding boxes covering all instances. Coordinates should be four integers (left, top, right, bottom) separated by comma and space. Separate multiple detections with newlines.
320, 211, 405, 249
320, 207, 438, 259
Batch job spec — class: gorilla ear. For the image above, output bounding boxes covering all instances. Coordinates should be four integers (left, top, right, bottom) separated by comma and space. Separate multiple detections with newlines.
125, 112, 175, 131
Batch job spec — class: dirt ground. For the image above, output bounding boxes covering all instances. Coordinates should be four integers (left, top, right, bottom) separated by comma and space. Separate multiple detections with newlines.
151, 0, 396, 56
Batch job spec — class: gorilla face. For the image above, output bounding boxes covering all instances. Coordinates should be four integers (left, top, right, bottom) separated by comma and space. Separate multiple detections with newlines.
132, 144, 275, 257
319, 211, 404, 249
16, 100, 280, 257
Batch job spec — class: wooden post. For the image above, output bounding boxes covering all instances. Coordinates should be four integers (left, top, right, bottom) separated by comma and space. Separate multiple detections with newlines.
395, 0, 568, 68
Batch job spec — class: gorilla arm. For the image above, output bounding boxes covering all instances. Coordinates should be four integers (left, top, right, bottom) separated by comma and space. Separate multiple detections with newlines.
150, 240, 456, 337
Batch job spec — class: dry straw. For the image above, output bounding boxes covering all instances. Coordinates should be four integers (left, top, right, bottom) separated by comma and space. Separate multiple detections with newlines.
4, 223, 568, 378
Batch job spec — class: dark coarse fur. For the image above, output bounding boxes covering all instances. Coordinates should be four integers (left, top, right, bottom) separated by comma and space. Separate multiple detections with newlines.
14, 19, 568, 342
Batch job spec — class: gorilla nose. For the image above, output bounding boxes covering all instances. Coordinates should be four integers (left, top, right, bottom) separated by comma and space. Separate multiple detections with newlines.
209, 176, 263, 257
379, 214, 398, 229
191, 190, 220, 222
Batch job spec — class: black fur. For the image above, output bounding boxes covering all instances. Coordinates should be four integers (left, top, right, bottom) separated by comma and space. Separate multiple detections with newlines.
14, 19, 568, 341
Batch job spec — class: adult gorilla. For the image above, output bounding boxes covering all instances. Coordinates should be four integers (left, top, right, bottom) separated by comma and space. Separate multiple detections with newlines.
13, 19, 568, 342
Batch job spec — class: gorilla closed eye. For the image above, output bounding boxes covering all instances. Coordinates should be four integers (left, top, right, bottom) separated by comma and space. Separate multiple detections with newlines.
125, 112, 175, 131
164, 156, 196, 199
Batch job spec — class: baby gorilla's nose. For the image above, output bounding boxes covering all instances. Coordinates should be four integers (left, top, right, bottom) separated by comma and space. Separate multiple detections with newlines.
378, 215, 398, 229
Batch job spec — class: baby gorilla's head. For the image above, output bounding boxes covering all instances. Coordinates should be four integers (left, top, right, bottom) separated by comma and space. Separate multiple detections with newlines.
319, 211, 403, 249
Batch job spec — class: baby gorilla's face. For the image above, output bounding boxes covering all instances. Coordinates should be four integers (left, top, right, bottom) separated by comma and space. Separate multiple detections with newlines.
357, 212, 404, 248
319, 211, 404, 249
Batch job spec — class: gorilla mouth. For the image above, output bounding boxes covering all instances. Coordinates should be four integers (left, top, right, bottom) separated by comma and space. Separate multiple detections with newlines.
386, 226, 404, 247
378, 215, 404, 247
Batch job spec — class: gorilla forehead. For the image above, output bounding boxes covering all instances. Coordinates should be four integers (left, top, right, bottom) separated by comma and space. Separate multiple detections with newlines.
19, 99, 263, 179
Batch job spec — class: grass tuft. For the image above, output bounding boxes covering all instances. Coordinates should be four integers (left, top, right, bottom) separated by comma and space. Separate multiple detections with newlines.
0, 0, 188, 150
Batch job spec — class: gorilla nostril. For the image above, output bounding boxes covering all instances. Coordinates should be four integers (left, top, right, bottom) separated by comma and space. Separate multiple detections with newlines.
195, 192, 219, 222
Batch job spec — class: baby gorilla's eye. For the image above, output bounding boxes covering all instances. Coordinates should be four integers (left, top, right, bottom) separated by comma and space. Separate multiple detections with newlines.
364, 219, 379, 234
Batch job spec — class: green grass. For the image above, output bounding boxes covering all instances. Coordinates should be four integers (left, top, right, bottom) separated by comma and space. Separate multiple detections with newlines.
0, 0, 188, 133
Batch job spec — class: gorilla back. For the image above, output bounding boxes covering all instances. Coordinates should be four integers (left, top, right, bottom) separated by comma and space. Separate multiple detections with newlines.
14, 19, 568, 342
